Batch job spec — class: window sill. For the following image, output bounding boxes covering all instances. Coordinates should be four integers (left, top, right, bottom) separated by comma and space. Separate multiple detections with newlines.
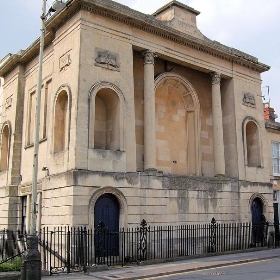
93, 148, 124, 152
246, 165, 263, 168
53, 149, 67, 155
24, 138, 47, 149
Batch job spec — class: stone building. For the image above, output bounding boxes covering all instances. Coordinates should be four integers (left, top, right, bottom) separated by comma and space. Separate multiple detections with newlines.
264, 103, 280, 224
0, 77, 3, 125
0, 0, 273, 232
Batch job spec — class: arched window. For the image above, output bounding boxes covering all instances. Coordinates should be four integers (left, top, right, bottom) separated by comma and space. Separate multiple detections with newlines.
54, 90, 68, 153
244, 119, 261, 167
0, 124, 10, 171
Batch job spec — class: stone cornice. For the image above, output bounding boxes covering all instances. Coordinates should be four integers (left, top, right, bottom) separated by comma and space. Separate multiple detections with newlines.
265, 120, 280, 130
81, 0, 269, 72
0, 30, 55, 77
0, 0, 270, 77
0, 0, 80, 77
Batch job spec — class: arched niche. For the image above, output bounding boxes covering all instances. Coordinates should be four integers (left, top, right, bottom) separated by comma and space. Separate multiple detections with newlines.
89, 82, 125, 151
243, 117, 262, 167
154, 72, 201, 175
53, 85, 71, 153
0, 122, 11, 171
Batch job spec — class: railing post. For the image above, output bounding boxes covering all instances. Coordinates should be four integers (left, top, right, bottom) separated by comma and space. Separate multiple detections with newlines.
66, 227, 70, 274
82, 227, 87, 272
139, 219, 148, 261
209, 217, 216, 253
49, 231, 53, 275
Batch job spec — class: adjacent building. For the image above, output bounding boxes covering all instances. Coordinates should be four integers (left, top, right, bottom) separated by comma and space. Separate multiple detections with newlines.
0, 0, 273, 232
264, 103, 280, 224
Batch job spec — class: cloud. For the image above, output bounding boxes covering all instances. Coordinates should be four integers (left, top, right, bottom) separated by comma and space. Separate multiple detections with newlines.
1, 0, 279, 116
189, 0, 280, 51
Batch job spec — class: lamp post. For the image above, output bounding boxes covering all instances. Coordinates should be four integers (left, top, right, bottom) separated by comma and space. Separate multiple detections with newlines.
21, 1, 66, 279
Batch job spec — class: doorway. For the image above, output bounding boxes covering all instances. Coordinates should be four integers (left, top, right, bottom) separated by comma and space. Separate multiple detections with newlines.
94, 194, 120, 255
251, 197, 264, 244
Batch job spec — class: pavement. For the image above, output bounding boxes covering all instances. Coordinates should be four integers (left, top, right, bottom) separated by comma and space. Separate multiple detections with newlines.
42, 248, 280, 279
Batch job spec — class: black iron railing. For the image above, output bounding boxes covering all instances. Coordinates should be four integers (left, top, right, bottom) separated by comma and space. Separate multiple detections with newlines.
1, 219, 279, 274
0, 229, 26, 264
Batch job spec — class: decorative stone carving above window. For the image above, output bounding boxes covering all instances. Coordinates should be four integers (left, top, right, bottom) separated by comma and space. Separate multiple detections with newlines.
5, 95, 13, 109
243, 92, 256, 108
59, 52, 71, 71
94, 49, 120, 71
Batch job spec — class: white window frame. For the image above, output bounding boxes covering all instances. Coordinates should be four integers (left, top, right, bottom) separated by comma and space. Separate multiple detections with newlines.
272, 141, 280, 175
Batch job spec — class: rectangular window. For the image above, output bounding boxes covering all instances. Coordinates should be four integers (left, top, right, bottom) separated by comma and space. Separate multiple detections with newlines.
27, 80, 51, 146
21, 196, 27, 234
272, 142, 280, 175
27, 91, 36, 145
41, 80, 51, 139
273, 191, 277, 201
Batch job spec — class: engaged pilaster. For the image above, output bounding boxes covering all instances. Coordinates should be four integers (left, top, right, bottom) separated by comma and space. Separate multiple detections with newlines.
211, 72, 225, 176
142, 50, 157, 171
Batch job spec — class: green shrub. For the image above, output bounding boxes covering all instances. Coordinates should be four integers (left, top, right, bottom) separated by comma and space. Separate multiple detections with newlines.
0, 257, 22, 272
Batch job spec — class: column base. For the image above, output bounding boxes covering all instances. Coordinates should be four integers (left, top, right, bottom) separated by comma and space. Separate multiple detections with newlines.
144, 168, 157, 171
21, 235, 41, 280
144, 168, 157, 175
214, 174, 226, 179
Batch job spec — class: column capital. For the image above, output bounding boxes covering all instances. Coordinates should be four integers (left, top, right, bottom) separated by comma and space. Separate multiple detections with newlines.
142, 50, 157, 65
211, 72, 221, 85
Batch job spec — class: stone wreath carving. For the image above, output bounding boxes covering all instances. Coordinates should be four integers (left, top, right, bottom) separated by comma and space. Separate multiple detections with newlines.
95, 49, 120, 71
243, 92, 256, 108
5, 95, 13, 109
59, 52, 71, 71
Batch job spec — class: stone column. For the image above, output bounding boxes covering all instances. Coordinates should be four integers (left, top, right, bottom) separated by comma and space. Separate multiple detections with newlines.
142, 50, 157, 171
211, 72, 225, 176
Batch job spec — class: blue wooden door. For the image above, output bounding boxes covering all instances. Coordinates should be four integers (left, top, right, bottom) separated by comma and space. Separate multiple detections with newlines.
251, 198, 263, 244
94, 194, 119, 256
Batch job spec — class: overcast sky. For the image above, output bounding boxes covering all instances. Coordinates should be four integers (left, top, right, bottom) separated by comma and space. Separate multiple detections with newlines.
1, 0, 279, 117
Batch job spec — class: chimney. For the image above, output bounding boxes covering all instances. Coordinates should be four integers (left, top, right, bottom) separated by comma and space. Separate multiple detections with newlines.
263, 103, 277, 122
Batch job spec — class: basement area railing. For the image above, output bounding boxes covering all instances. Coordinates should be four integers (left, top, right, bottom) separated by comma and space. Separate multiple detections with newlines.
0, 218, 279, 275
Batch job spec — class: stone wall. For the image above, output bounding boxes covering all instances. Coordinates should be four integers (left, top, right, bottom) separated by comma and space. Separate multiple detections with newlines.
39, 170, 273, 228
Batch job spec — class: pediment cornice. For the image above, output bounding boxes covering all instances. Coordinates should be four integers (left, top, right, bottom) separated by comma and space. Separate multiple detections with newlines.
0, 0, 270, 77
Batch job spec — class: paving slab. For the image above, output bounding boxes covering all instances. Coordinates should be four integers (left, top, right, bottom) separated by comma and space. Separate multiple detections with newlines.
42, 248, 280, 280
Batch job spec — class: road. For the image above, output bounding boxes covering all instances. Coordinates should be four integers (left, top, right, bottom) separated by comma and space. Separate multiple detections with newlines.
142, 258, 280, 280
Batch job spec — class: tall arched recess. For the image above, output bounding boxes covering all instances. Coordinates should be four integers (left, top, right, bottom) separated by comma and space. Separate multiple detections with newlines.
0, 122, 11, 171
53, 84, 72, 153
154, 73, 201, 175
242, 117, 262, 167
89, 82, 125, 151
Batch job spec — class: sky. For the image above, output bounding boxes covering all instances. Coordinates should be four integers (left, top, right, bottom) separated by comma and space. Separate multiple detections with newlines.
1, 0, 279, 117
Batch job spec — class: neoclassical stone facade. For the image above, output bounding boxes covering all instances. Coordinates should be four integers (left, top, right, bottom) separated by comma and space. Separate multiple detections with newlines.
0, 0, 273, 231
